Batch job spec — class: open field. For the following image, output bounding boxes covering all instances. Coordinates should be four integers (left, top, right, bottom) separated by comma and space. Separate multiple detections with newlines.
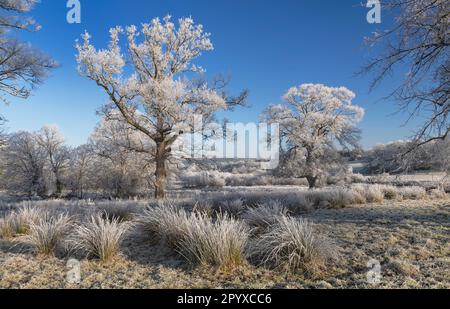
0, 0, 448, 296
1, 185, 449, 289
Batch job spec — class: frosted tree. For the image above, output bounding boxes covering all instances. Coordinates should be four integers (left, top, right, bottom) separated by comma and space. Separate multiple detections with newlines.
2, 131, 47, 197
362, 0, 449, 148
89, 117, 153, 198
0, 0, 56, 143
0, 0, 56, 102
263, 84, 364, 188
0, 116, 5, 146
36, 126, 70, 196
366, 138, 450, 174
68, 144, 94, 199
76, 16, 246, 198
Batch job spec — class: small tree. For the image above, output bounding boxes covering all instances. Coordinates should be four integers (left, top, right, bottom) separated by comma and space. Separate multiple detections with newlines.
0, 115, 5, 146
36, 126, 70, 196
89, 117, 153, 198
3, 131, 47, 197
68, 144, 94, 199
76, 16, 246, 199
263, 84, 364, 189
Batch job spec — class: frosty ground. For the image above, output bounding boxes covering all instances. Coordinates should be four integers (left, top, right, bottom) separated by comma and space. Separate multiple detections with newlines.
0, 184, 448, 289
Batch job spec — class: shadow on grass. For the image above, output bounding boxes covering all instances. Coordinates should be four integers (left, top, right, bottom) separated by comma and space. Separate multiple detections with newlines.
0, 238, 34, 255
119, 230, 188, 272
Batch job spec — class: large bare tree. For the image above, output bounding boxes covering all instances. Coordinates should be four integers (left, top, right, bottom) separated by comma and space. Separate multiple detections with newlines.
76, 16, 246, 199
362, 0, 449, 148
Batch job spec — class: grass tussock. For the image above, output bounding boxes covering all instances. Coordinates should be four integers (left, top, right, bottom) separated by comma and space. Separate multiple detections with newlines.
26, 213, 72, 256
178, 213, 250, 271
0, 206, 45, 238
283, 194, 315, 214
215, 199, 247, 217
429, 188, 448, 199
135, 203, 250, 271
398, 186, 427, 200
192, 200, 214, 217
242, 200, 289, 231
322, 189, 356, 209
353, 185, 385, 203
135, 203, 191, 247
380, 185, 399, 200
0, 216, 14, 239
71, 213, 129, 262
249, 216, 337, 276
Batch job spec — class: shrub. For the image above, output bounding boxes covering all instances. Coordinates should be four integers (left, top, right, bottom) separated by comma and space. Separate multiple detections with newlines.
208, 175, 226, 188
26, 213, 72, 256
323, 189, 355, 209
347, 189, 367, 204
182, 172, 226, 188
380, 185, 399, 200
301, 189, 358, 209
70, 213, 129, 262
365, 185, 385, 203
225, 175, 269, 187
353, 185, 385, 203
350, 173, 366, 183
429, 188, 448, 199
177, 213, 250, 270
270, 177, 309, 186
242, 200, 289, 231
249, 216, 337, 275
399, 186, 427, 200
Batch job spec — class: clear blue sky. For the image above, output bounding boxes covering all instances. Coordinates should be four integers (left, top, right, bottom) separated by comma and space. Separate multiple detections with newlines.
2, 0, 425, 148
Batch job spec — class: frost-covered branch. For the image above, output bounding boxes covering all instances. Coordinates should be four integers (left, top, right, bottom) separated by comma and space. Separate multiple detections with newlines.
361, 0, 449, 147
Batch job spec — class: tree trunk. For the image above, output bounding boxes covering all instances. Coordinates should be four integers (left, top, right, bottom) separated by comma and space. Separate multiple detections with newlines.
305, 147, 318, 189
306, 175, 318, 190
55, 176, 63, 196
79, 184, 83, 199
154, 141, 168, 199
